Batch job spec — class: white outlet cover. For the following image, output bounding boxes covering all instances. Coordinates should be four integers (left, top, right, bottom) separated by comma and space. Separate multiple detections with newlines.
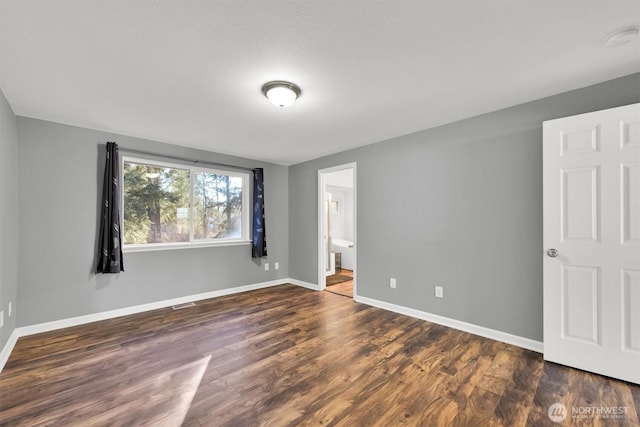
0, 310, 3, 328
390, 278, 397, 288
275, 262, 279, 270
435, 286, 444, 298
264, 263, 270, 271
8, 302, 11, 317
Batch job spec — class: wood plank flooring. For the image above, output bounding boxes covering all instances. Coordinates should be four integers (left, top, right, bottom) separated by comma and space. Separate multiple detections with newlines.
1, 285, 638, 426
326, 269, 354, 298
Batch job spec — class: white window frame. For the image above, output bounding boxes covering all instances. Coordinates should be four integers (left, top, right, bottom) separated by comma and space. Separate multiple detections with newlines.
121, 156, 251, 252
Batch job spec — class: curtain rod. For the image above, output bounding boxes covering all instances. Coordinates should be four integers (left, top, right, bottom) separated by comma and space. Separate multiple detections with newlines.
118, 147, 257, 172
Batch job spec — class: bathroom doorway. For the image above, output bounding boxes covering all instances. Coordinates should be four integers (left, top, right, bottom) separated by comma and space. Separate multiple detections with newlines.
318, 163, 356, 298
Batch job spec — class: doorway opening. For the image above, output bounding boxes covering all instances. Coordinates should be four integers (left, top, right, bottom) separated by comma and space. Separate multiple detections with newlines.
318, 163, 356, 298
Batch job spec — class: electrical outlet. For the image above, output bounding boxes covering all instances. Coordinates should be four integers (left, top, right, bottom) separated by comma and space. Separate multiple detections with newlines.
264, 262, 270, 271
8, 301, 12, 317
274, 262, 279, 270
0, 310, 3, 328
390, 278, 397, 289
435, 286, 444, 298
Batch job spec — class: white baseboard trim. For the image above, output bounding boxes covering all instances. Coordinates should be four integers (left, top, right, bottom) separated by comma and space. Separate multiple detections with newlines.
354, 295, 543, 353
0, 278, 320, 373
15, 279, 289, 338
0, 329, 20, 373
287, 278, 320, 291
1, 280, 540, 374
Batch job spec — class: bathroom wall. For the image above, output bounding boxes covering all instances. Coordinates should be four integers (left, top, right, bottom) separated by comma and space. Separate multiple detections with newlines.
327, 186, 353, 243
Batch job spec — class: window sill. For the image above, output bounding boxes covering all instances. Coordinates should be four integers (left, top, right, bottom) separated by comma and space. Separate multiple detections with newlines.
123, 240, 251, 253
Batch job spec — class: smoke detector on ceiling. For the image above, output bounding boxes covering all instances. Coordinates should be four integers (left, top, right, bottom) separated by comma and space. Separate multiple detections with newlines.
604, 26, 639, 47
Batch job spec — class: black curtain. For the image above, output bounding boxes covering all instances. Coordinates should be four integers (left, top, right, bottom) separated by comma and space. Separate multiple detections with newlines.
252, 168, 267, 258
97, 141, 124, 273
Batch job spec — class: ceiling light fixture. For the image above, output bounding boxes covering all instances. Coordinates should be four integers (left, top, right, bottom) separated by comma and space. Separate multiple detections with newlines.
262, 81, 301, 108
604, 26, 639, 47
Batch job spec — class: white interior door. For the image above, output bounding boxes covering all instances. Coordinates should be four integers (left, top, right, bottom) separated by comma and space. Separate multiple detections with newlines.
543, 103, 640, 384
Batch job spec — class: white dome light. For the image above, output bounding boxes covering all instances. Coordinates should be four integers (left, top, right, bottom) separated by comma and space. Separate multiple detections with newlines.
262, 81, 301, 108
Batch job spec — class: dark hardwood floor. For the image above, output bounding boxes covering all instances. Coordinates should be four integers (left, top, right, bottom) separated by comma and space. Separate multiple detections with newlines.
1, 284, 638, 426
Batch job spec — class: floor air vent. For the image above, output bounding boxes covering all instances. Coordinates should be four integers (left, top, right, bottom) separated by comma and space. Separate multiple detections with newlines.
172, 302, 196, 310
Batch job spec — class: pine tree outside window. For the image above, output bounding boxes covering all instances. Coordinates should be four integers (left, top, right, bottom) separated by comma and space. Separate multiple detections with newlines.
122, 157, 250, 251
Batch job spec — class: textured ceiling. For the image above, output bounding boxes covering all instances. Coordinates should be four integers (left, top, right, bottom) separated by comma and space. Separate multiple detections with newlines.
1, 1, 638, 165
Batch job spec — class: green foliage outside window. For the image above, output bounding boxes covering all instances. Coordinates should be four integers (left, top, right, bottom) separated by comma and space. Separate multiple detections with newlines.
123, 159, 244, 245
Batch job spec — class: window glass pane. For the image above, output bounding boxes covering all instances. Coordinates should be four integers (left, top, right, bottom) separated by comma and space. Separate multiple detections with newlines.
193, 172, 243, 240
123, 161, 190, 244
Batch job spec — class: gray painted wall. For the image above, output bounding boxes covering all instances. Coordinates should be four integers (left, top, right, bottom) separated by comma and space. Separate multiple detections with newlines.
289, 73, 640, 342
7, 73, 640, 340
17, 118, 289, 326
0, 89, 19, 350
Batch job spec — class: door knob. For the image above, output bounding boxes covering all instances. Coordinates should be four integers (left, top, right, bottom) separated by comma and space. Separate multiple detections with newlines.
547, 248, 559, 258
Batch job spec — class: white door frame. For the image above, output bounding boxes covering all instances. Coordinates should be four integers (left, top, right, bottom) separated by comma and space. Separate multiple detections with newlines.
318, 163, 357, 294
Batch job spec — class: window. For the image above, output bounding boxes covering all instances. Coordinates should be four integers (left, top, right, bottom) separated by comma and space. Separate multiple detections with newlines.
122, 157, 250, 251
